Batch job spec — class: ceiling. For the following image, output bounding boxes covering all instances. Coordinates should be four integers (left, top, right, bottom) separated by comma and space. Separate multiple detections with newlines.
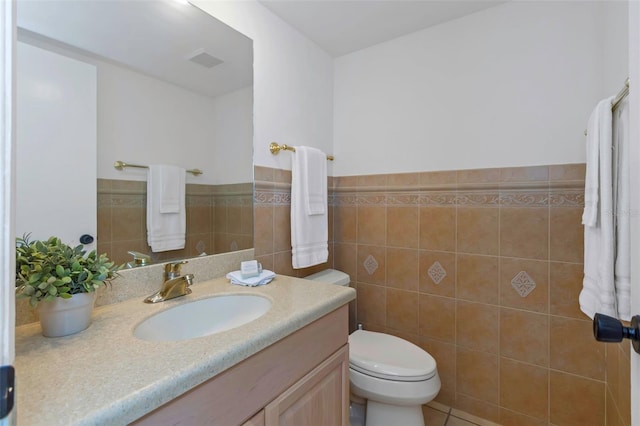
259, 0, 507, 57
17, 0, 253, 98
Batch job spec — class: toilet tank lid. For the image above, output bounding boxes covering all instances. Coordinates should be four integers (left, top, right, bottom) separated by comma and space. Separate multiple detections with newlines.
305, 269, 350, 286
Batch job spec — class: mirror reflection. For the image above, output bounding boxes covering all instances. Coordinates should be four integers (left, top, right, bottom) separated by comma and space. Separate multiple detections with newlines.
15, 0, 254, 266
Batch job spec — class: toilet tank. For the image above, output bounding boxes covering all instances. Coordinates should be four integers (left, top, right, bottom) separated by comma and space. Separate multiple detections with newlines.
305, 269, 350, 286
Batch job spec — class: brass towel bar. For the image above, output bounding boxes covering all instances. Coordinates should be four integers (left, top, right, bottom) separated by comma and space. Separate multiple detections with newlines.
269, 142, 334, 161
114, 160, 203, 176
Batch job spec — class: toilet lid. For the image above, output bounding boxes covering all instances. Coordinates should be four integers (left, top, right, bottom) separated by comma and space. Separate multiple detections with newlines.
349, 330, 437, 381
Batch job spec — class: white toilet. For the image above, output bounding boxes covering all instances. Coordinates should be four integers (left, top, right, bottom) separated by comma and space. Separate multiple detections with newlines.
306, 269, 441, 426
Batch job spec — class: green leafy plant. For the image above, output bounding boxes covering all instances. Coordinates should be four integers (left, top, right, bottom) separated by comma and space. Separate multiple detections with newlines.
15, 235, 120, 307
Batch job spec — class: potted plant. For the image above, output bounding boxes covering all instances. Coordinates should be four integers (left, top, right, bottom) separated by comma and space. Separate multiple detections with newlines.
15, 235, 120, 337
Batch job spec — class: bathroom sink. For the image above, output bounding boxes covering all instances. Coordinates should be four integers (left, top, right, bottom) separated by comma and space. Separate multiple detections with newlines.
133, 294, 272, 342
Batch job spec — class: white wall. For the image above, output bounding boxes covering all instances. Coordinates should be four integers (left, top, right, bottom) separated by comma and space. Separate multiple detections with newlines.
333, 1, 613, 176
19, 32, 253, 186
602, 1, 629, 95
96, 60, 252, 185
193, 1, 334, 173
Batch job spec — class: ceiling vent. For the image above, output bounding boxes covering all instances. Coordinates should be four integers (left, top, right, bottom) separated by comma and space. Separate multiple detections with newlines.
186, 48, 223, 68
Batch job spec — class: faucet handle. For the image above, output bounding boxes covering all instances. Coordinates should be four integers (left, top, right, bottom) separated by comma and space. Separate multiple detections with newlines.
165, 260, 188, 278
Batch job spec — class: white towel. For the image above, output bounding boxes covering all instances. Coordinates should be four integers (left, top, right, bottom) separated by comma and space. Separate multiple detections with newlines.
580, 97, 616, 319
147, 165, 186, 252
291, 146, 328, 269
226, 270, 276, 287
614, 98, 630, 321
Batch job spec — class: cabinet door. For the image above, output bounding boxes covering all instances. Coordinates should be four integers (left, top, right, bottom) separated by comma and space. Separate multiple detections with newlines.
264, 345, 349, 426
242, 410, 265, 426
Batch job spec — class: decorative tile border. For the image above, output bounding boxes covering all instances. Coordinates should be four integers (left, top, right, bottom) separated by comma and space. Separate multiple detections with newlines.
254, 165, 584, 208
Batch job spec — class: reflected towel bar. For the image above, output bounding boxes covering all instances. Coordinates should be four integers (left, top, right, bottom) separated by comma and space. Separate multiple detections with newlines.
269, 142, 334, 161
114, 160, 203, 176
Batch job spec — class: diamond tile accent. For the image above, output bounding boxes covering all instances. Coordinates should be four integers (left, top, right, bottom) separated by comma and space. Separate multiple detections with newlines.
511, 271, 536, 297
196, 240, 206, 254
428, 261, 447, 285
363, 255, 379, 275
230, 240, 238, 251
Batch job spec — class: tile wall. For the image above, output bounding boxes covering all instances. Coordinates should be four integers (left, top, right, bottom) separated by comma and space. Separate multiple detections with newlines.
251, 163, 629, 426
97, 179, 253, 266
330, 164, 629, 426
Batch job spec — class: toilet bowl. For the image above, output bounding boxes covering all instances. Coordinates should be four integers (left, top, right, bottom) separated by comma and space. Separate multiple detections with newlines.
306, 269, 441, 426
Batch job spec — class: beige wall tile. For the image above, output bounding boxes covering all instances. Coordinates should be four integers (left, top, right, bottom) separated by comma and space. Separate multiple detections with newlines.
457, 168, 501, 184
214, 205, 228, 232
386, 248, 419, 291
97, 206, 112, 243
254, 165, 274, 182
549, 163, 586, 182
334, 205, 357, 243
550, 261, 586, 319
420, 206, 456, 252
453, 393, 501, 423
111, 207, 144, 242
189, 205, 212, 234
550, 371, 605, 426
456, 301, 499, 354
500, 257, 548, 313
387, 172, 420, 187
273, 168, 291, 183
253, 205, 273, 256
456, 348, 499, 404
550, 207, 584, 263
420, 170, 457, 185
386, 288, 419, 334
227, 206, 243, 234
357, 174, 387, 187
422, 406, 448, 426
500, 166, 549, 182
419, 294, 455, 343
550, 316, 605, 380
387, 206, 419, 248
421, 337, 456, 391
500, 358, 548, 420
334, 175, 358, 188
457, 254, 499, 304
356, 283, 386, 327
500, 308, 548, 366
356, 245, 386, 285
273, 251, 295, 276
500, 408, 547, 426
500, 207, 549, 260
457, 207, 499, 255
419, 250, 455, 297
357, 205, 386, 245
606, 387, 623, 426
273, 205, 291, 252
618, 344, 631, 426
606, 344, 620, 407
333, 243, 357, 282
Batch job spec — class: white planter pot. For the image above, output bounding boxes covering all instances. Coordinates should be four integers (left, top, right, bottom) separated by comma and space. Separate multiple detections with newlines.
37, 292, 97, 337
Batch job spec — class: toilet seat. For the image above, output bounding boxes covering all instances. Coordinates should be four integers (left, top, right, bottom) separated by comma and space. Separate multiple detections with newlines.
349, 330, 437, 382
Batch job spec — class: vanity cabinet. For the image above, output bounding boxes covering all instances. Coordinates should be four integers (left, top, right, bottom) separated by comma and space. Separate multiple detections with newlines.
132, 305, 349, 426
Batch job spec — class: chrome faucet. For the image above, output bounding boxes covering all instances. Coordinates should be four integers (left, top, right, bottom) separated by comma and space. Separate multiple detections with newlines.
144, 261, 194, 303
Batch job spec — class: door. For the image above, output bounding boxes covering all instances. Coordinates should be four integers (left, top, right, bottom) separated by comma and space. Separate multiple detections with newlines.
16, 40, 97, 250
629, 2, 640, 425
0, 2, 16, 425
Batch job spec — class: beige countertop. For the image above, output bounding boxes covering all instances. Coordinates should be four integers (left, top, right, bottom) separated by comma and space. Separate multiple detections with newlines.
14, 275, 355, 425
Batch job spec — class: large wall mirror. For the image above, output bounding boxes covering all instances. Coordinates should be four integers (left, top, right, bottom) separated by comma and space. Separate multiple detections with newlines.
15, 0, 254, 266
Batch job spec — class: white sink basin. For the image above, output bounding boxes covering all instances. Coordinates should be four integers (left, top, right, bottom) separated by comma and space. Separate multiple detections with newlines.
134, 294, 272, 342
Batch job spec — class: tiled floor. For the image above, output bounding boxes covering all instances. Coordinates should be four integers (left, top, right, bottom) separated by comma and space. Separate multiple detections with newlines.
422, 405, 485, 426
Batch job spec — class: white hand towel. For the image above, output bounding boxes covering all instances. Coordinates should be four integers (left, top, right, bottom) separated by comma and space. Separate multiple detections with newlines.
291, 146, 328, 269
147, 165, 186, 252
226, 270, 276, 287
614, 98, 630, 321
580, 97, 616, 319
298, 147, 327, 215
